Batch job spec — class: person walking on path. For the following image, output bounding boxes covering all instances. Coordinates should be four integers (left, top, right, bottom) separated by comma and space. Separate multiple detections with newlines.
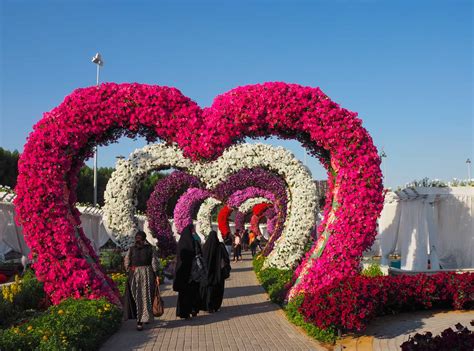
241, 229, 249, 251
200, 230, 231, 313
224, 232, 233, 257
124, 231, 160, 331
173, 224, 203, 319
249, 231, 257, 257
233, 232, 242, 262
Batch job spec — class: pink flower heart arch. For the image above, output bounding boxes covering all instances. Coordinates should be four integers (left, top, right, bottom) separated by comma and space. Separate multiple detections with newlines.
15, 82, 383, 305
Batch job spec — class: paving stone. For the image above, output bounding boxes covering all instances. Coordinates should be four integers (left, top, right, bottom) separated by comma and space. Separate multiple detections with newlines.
101, 252, 325, 351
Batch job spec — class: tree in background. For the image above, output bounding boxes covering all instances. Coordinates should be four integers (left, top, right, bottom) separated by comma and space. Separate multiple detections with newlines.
0, 147, 20, 188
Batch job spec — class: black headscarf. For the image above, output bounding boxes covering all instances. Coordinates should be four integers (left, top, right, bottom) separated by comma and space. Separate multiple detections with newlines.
202, 230, 222, 286
173, 224, 195, 292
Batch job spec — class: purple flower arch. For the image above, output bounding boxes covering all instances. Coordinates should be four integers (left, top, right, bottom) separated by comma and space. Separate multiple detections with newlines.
213, 168, 288, 255
146, 171, 202, 257
15, 82, 383, 305
227, 187, 277, 240
174, 188, 211, 234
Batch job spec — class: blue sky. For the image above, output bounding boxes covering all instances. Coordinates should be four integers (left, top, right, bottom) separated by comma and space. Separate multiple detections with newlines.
1, 0, 472, 188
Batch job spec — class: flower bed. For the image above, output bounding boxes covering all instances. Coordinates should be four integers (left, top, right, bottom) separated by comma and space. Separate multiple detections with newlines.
301, 272, 474, 332
0, 298, 121, 351
0, 270, 48, 329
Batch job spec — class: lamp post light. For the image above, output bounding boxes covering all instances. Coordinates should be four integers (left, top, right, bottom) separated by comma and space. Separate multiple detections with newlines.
467, 158, 472, 180
91, 53, 104, 206
380, 149, 387, 183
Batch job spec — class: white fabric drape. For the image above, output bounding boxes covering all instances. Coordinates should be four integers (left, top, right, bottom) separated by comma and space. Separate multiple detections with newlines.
437, 194, 474, 269
0, 203, 29, 256
373, 187, 474, 271
377, 201, 401, 265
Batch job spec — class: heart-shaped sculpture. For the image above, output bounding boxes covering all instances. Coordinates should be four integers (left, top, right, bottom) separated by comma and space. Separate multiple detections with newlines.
145, 168, 287, 257
15, 82, 383, 305
103, 143, 316, 271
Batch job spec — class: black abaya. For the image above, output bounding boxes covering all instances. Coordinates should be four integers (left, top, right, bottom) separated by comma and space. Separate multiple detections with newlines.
200, 231, 231, 312
173, 225, 201, 318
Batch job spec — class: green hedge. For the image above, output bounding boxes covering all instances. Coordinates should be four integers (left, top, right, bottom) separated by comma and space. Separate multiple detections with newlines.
0, 298, 122, 351
252, 254, 337, 345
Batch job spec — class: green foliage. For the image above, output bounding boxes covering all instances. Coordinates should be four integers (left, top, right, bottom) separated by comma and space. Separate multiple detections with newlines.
252, 253, 265, 273
285, 295, 337, 344
136, 172, 164, 212
100, 250, 124, 272
13, 270, 47, 311
252, 254, 292, 305
75, 166, 115, 206
0, 294, 21, 329
156, 256, 174, 282
0, 298, 122, 351
361, 262, 384, 277
0, 270, 47, 329
0, 147, 20, 188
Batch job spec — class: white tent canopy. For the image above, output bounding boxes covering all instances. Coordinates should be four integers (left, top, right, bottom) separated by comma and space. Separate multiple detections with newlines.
372, 187, 474, 271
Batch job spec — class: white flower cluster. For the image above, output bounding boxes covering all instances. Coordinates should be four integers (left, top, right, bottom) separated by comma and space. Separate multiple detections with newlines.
238, 197, 272, 214
103, 143, 318, 268
196, 197, 221, 238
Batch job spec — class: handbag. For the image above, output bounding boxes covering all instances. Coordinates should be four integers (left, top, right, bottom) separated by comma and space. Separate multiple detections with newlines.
189, 242, 208, 284
152, 279, 164, 317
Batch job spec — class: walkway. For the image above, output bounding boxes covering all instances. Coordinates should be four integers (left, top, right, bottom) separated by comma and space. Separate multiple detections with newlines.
101, 252, 326, 351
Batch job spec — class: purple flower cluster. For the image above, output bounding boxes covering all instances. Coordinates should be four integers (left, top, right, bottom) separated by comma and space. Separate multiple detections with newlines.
174, 188, 211, 234
146, 171, 202, 257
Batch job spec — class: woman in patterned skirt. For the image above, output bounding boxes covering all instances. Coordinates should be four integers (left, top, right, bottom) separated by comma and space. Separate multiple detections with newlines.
124, 231, 160, 331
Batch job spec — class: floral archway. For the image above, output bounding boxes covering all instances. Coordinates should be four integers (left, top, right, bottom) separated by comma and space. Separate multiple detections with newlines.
146, 171, 202, 257
15, 82, 383, 304
103, 143, 316, 269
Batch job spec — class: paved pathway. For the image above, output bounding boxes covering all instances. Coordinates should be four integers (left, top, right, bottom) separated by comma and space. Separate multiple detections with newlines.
101, 252, 327, 351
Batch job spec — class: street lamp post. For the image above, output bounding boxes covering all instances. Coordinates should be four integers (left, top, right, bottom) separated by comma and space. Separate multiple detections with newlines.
467, 158, 472, 180
91, 53, 104, 206
380, 149, 387, 183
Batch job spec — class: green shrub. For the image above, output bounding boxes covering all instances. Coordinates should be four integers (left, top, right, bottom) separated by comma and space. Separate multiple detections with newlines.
13, 270, 46, 311
253, 254, 292, 305
0, 298, 122, 351
252, 253, 265, 274
100, 250, 124, 272
0, 294, 21, 329
258, 268, 293, 305
109, 273, 127, 296
361, 262, 384, 277
285, 294, 337, 344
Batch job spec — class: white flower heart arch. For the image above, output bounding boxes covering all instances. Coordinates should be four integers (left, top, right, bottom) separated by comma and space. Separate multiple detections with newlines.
103, 143, 317, 269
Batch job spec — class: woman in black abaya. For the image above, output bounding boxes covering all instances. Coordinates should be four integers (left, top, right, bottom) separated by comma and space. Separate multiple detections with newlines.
173, 224, 202, 319
201, 230, 231, 313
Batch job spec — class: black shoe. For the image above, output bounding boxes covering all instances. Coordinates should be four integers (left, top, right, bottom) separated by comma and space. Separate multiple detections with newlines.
136, 322, 143, 331
192, 311, 198, 317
